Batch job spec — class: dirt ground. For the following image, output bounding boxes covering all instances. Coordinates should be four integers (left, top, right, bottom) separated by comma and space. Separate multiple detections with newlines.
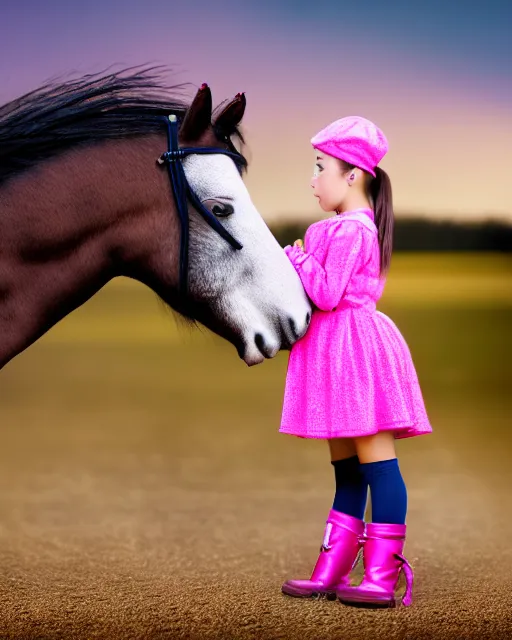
0, 260, 511, 640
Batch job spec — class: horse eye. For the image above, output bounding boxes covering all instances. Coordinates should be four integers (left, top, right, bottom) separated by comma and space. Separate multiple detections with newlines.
211, 203, 234, 217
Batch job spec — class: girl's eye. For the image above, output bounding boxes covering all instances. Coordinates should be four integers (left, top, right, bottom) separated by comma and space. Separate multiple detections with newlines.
313, 163, 323, 177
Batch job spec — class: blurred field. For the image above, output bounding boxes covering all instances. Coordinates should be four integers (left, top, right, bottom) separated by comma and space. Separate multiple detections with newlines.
0, 253, 510, 640
35, 253, 512, 346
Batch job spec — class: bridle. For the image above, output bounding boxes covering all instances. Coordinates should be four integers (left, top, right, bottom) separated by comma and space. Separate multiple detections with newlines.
157, 114, 245, 296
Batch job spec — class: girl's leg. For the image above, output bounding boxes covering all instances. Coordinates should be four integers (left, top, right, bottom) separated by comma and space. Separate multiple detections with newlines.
328, 438, 368, 520
336, 432, 413, 607
282, 439, 366, 599
352, 431, 397, 464
328, 437, 357, 461
353, 432, 407, 524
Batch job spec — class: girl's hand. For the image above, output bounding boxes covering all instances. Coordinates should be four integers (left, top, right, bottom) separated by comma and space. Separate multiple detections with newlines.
293, 239, 304, 250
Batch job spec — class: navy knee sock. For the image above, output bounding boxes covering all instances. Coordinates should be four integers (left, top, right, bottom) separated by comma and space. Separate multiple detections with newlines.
331, 455, 368, 520
360, 458, 408, 525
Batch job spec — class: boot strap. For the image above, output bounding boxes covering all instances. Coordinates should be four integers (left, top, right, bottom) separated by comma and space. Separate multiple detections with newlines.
395, 553, 414, 607
357, 536, 414, 606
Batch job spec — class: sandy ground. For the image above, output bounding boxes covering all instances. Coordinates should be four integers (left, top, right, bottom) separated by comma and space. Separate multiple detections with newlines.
0, 263, 511, 640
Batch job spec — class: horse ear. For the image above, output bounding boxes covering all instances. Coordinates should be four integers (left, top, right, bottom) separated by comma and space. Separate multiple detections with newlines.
214, 92, 246, 130
179, 83, 213, 140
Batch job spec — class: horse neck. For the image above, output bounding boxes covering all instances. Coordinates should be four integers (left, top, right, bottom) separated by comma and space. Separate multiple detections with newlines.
0, 135, 179, 369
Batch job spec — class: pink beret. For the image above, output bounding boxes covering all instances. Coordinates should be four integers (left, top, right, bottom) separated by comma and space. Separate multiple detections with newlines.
311, 116, 388, 177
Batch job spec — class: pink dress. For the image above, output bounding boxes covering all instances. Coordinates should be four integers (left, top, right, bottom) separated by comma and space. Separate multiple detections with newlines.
280, 208, 432, 440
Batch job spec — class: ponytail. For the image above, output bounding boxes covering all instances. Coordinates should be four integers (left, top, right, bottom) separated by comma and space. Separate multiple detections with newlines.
338, 160, 394, 275
371, 167, 394, 275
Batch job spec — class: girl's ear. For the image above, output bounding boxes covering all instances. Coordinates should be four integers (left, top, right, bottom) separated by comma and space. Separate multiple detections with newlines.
179, 83, 213, 141
213, 92, 246, 131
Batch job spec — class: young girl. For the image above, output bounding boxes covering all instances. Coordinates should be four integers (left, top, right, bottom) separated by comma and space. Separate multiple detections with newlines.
280, 116, 432, 608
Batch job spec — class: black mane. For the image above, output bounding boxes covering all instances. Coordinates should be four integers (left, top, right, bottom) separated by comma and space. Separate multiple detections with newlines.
0, 65, 246, 186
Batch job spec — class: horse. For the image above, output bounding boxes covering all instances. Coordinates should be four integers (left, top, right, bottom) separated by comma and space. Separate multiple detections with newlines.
0, 67, 312, 370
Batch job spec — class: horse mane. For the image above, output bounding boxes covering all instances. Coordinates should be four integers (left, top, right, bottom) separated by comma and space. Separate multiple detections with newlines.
0, 65, 246, 186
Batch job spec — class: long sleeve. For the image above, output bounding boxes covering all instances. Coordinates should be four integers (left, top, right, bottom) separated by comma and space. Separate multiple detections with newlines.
284, 221, 362, 311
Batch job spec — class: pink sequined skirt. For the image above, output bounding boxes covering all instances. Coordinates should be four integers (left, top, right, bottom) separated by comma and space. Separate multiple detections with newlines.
279, 306, 432, 440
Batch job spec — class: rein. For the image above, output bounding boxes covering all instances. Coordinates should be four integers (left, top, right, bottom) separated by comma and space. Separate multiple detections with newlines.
157, 114, 244, 296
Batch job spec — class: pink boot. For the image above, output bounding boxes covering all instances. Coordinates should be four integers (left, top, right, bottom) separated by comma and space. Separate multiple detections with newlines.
336, 522, 414, 608
282, 510, 364, 599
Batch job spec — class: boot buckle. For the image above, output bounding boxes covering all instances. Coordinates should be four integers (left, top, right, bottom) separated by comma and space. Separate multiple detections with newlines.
320, 522, 333, 552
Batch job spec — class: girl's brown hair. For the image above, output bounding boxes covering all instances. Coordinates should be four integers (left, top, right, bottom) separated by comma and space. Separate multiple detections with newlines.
339, 161, 394, 275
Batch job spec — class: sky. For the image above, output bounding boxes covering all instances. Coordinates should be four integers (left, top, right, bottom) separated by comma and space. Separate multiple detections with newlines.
1, 0, 511, 223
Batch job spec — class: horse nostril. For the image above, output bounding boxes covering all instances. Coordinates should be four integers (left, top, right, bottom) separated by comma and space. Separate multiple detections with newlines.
288, 318, 298, 340
255, 332, 265, 354
255, 332, 279, 358
287, 314, 310, 343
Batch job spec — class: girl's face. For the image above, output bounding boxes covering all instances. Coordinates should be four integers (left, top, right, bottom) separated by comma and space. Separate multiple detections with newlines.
311, 151, 349, 212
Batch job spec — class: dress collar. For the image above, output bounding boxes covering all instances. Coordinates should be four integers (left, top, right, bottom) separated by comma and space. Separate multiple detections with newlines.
335, 207, 375, 221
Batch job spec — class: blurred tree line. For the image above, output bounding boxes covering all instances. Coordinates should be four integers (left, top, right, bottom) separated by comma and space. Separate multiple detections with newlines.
269, 217, 512, 252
